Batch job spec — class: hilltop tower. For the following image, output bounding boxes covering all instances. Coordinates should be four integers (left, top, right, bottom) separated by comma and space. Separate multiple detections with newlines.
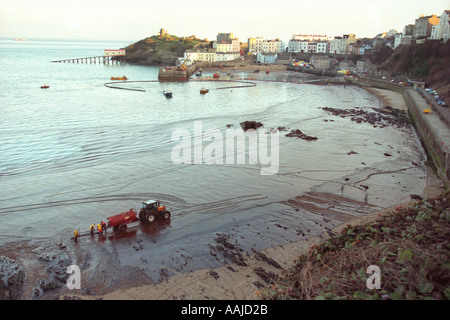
160, 28, 168, 37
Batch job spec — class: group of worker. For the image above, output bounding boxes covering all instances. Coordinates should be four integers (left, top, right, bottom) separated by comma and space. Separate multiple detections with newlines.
90, 221, 107, 235
73, 221, 108, 241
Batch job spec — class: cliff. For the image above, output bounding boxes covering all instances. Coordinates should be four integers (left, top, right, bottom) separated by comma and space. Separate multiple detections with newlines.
125, 33, 210, 66
382, 40, 450, 96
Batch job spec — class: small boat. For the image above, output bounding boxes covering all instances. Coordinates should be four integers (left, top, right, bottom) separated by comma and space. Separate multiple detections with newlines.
111, 75, 127, 80
266, 70, 270, 74
41, 85, 49, 89
213, 72, 220, 79
253, 68, 260, 73
195, 71, 202, 77
163, 90, 173, 98
200, 88, 209, 94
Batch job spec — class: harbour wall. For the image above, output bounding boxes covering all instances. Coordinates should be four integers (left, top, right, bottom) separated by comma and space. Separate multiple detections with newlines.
353, 77, 449, 187
158, 64, 200, 81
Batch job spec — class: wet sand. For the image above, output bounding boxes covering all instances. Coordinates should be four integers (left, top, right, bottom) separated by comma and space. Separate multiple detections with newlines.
362, 87, 408, 111
64, 183, 442, 300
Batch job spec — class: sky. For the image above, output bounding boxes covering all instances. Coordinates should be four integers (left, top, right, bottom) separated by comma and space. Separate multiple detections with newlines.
0, 0, 449, 44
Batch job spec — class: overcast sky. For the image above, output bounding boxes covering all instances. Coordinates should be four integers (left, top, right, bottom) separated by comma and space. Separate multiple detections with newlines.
0, 0, 448, 44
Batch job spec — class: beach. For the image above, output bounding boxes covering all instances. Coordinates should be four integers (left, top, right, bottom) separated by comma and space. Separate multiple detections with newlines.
58, 84, 443, 300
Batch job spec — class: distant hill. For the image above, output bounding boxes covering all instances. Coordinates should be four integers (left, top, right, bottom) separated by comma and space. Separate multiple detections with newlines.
382, 40, 450, 97
125, 33, 210, 66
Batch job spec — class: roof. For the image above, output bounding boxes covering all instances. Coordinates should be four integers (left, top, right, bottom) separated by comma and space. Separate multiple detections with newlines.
143, 200, 157, 204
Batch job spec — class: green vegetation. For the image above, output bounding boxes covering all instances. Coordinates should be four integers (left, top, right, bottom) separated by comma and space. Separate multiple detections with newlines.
385, 40, 450, 93
125, 33, 210, 65
262, 192, 450, 300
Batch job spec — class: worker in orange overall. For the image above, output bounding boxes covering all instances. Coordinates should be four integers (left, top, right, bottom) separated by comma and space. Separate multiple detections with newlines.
74, 229, 79, 242
97, 222, 103, 235
101, 221, 107, 233
90, 224, 95, 236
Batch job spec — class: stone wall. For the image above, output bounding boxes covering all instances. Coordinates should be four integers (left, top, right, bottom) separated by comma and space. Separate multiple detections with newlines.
354, 77, 449, 185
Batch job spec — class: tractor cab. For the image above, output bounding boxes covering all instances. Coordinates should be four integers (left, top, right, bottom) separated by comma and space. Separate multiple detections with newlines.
139, 200, 171, 224
142, 200, 159, 211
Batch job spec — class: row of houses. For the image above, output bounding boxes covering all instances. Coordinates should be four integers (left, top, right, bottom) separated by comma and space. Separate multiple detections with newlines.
182, 10, 449, 66
393, 10, 450, 48
249, 34, 366, 55
309, 55, 368, 73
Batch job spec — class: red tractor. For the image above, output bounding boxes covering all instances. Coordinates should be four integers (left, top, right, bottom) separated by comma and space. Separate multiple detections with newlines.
106, 200, 171, 233
138, 200, 171, 224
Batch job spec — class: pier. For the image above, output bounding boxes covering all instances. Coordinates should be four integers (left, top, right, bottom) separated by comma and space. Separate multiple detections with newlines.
51, 55, 126, 65
158, 63, 199, 81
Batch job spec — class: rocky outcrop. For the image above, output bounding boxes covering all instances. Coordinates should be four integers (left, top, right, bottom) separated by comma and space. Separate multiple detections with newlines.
240, 121, 264, 131
0, 256, 25, 300
285, 129, 318, 140
126, 49, 179, 66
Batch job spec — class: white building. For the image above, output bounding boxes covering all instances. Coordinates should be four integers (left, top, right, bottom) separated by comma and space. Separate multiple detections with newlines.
394, 33, 402, 48
248, 37, 265, 54
197, 51, 217, 62
394, 34, 413, 47
316, 42, 328, 53
184, 50, 240, 63
216, 39, 240, 53
329, 37, 342, 54
431, 10, 450, 43
104, 49, 125, 56
292, 34, 331, 42
216, 52, 241, 62
181, 51, 197, 66
261, 39, 285, 53
329, 34, 356, 54
307, 42, 317, 53
287, 40, 309, 53
257, 52, 277, 64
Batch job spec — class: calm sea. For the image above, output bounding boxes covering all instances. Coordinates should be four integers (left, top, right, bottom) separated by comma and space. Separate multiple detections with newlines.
0, 39, 426, 275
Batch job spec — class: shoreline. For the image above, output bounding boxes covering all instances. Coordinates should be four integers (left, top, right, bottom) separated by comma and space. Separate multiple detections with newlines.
65, 187, 442, 300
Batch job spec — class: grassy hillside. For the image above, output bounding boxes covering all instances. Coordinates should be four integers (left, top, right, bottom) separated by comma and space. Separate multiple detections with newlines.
262, 192, 450, 300
125, 33, 210, 65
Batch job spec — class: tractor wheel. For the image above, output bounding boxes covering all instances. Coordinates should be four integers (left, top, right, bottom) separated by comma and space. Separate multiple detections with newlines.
138, 209, 145, 221
146, 213, 156, 224
163, 211, 171, 220
118, 224, 127, 233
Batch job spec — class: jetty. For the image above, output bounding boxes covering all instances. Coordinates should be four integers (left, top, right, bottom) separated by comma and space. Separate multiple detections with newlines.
158, 64, 200, 81
51, 55, 126, 65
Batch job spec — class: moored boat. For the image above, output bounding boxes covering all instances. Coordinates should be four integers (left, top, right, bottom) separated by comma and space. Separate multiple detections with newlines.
163, 90, 173, 98
200, 88, 209, 94
41, 85, 49, 89
213, 72, 220, 79
111, 75, 127, 80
